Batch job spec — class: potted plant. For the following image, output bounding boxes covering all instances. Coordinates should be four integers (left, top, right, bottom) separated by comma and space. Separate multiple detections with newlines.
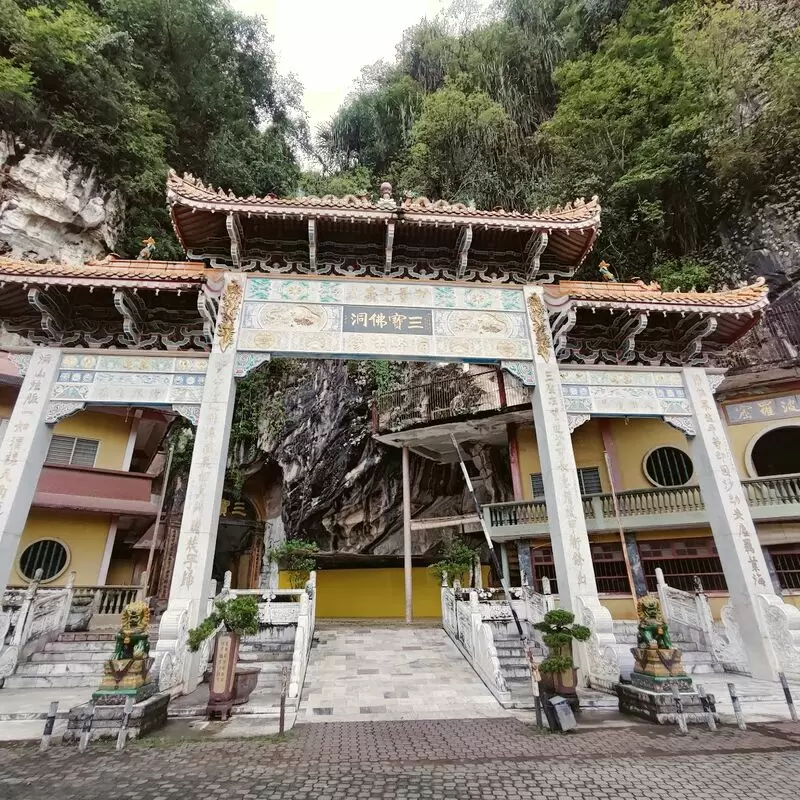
429, 537, 478, 588
188, 595, 260, 718
268, 539, 319, 589
533, 609, 591, 710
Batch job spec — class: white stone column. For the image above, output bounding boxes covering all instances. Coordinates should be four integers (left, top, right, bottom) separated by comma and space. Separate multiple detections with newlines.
155, 275, 244, 693
523, 287, 619, 688
0, 349, 61, 596
683, 367, 800, 680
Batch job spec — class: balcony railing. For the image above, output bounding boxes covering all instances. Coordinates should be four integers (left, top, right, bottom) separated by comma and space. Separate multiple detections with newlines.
486, 474, 800, 536
373, 368, 528, 433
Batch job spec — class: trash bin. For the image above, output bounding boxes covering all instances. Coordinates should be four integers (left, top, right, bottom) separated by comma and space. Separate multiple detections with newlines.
548, 694, 577, 732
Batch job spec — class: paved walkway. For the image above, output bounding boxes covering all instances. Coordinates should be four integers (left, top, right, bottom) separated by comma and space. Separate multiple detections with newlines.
1, 718, 799, 799
297, 623, 508, 722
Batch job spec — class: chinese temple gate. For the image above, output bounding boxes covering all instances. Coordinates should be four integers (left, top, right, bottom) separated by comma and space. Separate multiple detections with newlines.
0, 170, 798, 694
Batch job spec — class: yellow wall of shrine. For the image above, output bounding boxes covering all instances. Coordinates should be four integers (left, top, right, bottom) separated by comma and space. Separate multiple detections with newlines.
282, 566, 490, 619
52, 410, 132, 470
12, 510, 112, 587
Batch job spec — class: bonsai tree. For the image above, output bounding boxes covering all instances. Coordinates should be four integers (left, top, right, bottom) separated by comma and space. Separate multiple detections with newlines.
267, 539, 319, 589
187, 595, 259, 651
533, 609, 591, 676
429, 537, 478, 587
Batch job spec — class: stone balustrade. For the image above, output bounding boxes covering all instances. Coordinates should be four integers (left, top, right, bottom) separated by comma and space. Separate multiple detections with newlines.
485, 473, 800, 538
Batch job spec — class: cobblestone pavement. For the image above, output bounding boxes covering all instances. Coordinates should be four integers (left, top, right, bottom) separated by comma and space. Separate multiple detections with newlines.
2, 718, 800, 800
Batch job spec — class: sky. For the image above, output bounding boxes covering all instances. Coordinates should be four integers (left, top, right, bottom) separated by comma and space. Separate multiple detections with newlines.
230, 0, 450, 135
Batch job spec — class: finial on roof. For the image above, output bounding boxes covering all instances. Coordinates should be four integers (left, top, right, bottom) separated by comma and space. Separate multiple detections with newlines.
137, 237, 156, 260
599, 260, 616, 282
379, 181, 392, 200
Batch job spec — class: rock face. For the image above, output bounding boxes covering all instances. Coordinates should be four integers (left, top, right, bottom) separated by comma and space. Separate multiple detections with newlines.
259, 361, 513, 557
0, 133, 123, 264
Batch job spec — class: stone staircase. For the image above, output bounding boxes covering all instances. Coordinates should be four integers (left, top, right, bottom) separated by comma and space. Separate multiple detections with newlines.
612, 620, 722, 678
493, 637, 545, 709
3, 631, 136, 689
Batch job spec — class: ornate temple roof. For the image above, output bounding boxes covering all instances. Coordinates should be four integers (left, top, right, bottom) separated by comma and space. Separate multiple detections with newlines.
543, 279, 769, 366
166, 170, 599, 281
0, 256, 210, 289
544, 279, 769, 312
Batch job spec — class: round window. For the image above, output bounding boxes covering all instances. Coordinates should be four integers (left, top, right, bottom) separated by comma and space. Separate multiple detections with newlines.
750, 426, 800, 477
18, 539, 69, 582
644, 446, 694, 487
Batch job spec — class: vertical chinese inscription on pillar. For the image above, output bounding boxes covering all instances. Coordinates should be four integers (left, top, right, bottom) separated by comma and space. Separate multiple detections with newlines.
0, 350, 56, 527
541, 365, 588, 590
690, 372, 767, 590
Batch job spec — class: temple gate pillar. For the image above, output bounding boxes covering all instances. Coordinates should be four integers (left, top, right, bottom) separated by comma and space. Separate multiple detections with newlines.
683, 367, 800, 680
0, 349, 61, 597
155, 276, 245, 693
523, 287, 619, 688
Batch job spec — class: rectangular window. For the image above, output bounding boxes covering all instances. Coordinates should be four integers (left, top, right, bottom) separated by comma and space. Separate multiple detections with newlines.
768, 544, 800, 591
639, 538, 727, 592
531, 542, 630, 595
530, 466, 602, 498
45, 435, 99, 468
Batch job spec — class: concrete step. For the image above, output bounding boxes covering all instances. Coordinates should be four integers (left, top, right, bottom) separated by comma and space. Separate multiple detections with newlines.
58, 632, 116, 643
238, 650, 293, 663
44, 640, 117, 654
4, 673, 101, 689
31, 650, 110, 663
14, 661, 104, 677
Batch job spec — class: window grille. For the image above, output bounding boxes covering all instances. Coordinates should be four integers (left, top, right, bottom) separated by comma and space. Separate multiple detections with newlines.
531, 541, 629, 594
19, 539, 69, 581
530, 466, 602, 499
640, 538, 727, 592
45, 435, 99, 467
644, 446, 693, 487
769, 544, 800, 591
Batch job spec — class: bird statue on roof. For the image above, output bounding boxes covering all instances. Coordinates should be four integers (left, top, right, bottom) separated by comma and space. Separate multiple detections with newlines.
137, 237, 156, 260
599, 260, 617, 282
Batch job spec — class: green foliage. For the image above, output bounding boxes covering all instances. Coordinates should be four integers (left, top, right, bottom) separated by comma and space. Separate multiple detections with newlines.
268, 539, 319, 589
0, 0, 302, 256
365, 360, 398, 394
533, 609, 591, 674
317, 0, 799, 287
187, 595, 259, 651
429, 538, 477, 586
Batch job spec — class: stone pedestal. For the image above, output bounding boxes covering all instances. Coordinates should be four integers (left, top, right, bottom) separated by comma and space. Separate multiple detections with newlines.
93, 656, 155, 702
63, 693, 170, 742
616, 683, 716, 725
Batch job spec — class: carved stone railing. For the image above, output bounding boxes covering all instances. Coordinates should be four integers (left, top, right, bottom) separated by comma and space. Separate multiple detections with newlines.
288, 571, 317, 700
0, 569, 75, 681
655, 567, 748, 674
600, 486, 704, 518
229, 585, 304, 644
486, 474, 800, 536
575, 595, 620, 691
441, 584, 511, 703
72, 584, 142, 615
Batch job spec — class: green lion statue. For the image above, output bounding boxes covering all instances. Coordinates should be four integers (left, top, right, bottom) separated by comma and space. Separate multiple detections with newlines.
636, 596, 672, 649
113, 601, 151, 660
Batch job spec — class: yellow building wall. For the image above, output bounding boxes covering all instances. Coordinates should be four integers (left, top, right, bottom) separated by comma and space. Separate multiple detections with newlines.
284, 567, 489, 619
53, 410, 131, 470
605, 417, 689, 490
13, 510, 112, 586
106, 558, 135, 585
517, 419, 610, 499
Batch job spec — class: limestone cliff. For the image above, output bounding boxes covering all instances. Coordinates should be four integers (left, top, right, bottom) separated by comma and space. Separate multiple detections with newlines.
0, 133, 123, 264
256, 361, 513, 557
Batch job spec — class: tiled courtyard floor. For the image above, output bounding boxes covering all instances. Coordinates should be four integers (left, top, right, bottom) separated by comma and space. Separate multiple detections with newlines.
1, 718, 799, 800
297, 624, 509, 722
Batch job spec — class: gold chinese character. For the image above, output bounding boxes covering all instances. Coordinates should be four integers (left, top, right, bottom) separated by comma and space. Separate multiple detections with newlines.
735, 405, 752, 421
757, 400, 775, 417
368, 313, 388, 328
780, 397, 799, 414
390, 313, 407, 330
351, 312, 368, 327
407, 315, 424, 330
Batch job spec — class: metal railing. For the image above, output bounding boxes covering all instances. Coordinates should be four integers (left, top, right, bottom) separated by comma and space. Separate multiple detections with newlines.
486, 473, 800, 532
373, 368, 528, 433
